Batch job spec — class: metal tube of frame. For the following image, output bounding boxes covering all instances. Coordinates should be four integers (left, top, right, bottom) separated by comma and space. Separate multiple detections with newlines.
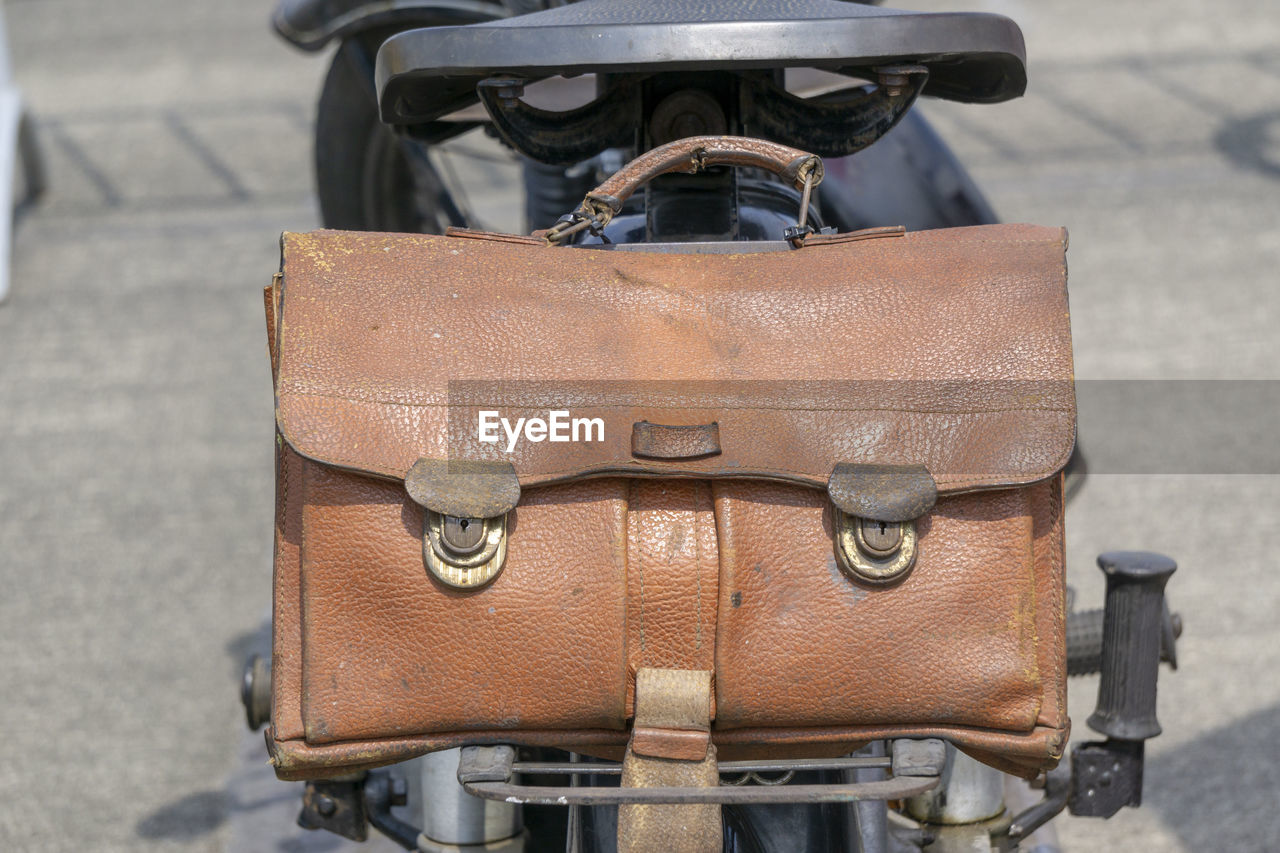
905, 745, 1006, 825
845, 741, 889, 853
419, 748, 524, 850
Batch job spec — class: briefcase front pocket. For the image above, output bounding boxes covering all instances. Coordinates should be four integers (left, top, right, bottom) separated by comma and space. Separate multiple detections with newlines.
712, 479, 1062, 735
297, 466, 631, 744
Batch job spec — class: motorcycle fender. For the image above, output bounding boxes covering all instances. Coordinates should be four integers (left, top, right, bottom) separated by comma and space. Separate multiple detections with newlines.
820, 110, 1000, 232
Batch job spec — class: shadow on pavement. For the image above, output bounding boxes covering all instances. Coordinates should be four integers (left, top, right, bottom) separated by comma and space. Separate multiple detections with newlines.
1146, 701, 1280, 851
1215, 110, 1280, 180
227, 623, 268, 675
136, 789, 227, 840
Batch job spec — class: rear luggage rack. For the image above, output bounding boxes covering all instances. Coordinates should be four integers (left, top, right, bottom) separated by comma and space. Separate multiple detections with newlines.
456, 739, 945, 805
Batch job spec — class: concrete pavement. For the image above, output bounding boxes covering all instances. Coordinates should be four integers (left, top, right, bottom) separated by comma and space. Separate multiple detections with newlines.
0, 0, 1276, 850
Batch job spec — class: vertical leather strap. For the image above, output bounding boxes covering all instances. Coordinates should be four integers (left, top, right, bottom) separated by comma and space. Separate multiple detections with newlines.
625, 481, 719, 716
618, 668, 721, 853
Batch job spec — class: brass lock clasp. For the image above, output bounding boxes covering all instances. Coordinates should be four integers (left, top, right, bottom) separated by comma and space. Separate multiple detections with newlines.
405, 458, 520, 589
835, 514, 918, 584
424, 511, 508, 589
826, 462, 933, 584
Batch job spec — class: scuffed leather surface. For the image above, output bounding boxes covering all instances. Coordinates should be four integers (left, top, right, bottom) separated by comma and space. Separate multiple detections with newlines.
266, 225, 1074, 780
298, 468, 629, 743
273, 225, 1073, 493
713, 482, 1047, 732
624, 482, 719, 716
271, 440, 305, 742
619, 744, 721, 853
403, 457, 521, 517
827, 462, 937, 522
633, 668, 713, 730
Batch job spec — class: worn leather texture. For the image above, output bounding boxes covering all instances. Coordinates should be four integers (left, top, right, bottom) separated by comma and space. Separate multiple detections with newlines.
300, 467, 629, 743
273, 226, 1073, 494
714, 481, 1051, 732
265, 224, 1074, 781
618, 744, 722, 853
620, 668, 720, 853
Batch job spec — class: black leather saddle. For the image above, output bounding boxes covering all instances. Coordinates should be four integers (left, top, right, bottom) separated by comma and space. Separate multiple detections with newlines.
377, 0, 1026, 131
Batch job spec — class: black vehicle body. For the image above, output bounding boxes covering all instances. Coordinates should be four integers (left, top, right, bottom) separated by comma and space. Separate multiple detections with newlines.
276, 0, 1000, 237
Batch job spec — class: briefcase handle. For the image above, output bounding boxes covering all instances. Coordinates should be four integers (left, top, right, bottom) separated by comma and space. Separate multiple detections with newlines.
544, 135, 824, 245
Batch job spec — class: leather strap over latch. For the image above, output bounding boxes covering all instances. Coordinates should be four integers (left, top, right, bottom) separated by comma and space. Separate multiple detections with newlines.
827, 463, 934, 586
619, 668, 720, 853
827, 462, 937, 522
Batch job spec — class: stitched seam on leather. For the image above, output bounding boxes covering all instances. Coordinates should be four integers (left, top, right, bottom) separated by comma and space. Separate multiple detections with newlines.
276, 417, 1073, 492
276, 403, 1074, 489
270, 717, 1066, 749
904, 239, 1063, 245
1052, 479, 1066, 721
1022, 505, 1045, 727
693, 485, 703, 656
285, 444, 1067, 489
636, 484, 647, 659
295, 234, 1063, 258
277, 386, 1074, 415
1040, 478, 1066, 728
295, 464, 314, 735
1025, 481, 1050, 731
898, 234, 1064, 245
276, 438, 288, 531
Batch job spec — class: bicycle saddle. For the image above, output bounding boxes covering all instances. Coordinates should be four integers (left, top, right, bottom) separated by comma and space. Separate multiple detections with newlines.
377, 0, 1026, 127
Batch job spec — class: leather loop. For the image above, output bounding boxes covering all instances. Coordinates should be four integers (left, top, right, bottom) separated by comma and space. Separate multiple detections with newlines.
631, 726, 711, 762
632, 421, 722, 460
619, 668, 720, 853
632, 668, 712, 733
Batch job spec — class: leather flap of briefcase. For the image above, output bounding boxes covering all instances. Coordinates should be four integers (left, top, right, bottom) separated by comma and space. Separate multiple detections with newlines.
272, 224, 1074, 494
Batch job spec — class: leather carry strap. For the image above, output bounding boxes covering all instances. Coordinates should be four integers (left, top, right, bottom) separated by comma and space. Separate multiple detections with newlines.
619, 669, 721, 853
546, 135, 823, 244
625, 482, 719, 712
593, 136, 823, 206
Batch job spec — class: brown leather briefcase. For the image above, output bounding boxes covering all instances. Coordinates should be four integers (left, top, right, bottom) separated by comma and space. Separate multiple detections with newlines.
263, 139, 1074, 788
